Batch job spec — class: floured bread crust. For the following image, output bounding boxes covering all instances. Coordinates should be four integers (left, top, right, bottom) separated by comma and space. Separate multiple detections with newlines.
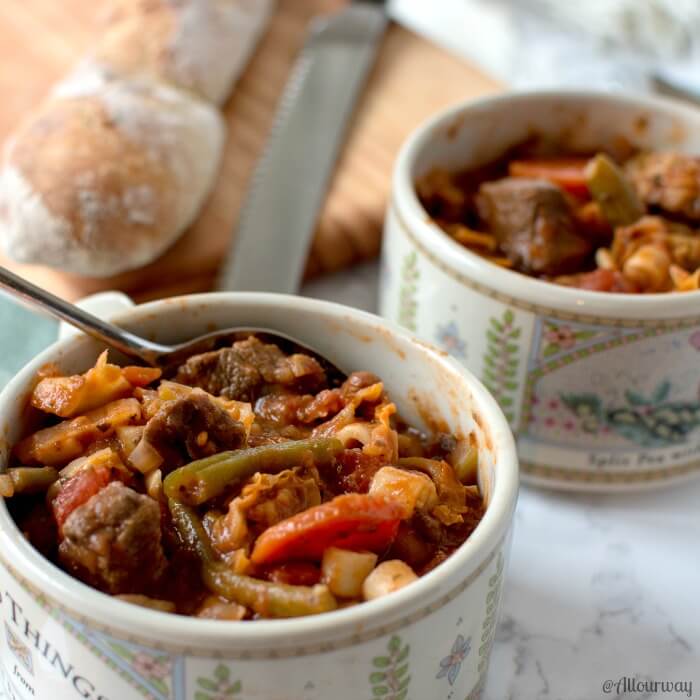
89, 0, 273, 104
0, 78, 224, 276
0, 0, 271, 277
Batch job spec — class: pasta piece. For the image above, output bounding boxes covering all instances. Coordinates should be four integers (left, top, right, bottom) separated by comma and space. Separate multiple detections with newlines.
312, 381, 384, 437
362, 560, 418, 601
58, 447, 128, 481
369, 466, 438, 519
445, 223, 498, 251
334, 414, 398, 465
670, 265, 700, 292
611, 216, 693, 274
321, 548, 377, 598
157, 381, 194, 401
334, 422, 373, 448
373, 402, 399, 463
14, 399, 142, 466
398, 457, 470, 526
30, 351, 160, 418
622, 244, 671, 292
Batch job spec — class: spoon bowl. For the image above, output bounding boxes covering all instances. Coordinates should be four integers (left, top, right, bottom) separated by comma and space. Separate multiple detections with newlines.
0, 266, 346, 377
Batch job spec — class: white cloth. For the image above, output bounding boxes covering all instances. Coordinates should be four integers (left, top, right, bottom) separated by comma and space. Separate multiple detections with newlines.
389, 0, 700, 94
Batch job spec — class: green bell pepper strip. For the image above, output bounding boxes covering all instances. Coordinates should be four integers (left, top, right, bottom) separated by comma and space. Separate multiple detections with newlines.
163, 437, 344, 506
584, 153, 644, 227
204, 567, 337, 618
167, 498, 337, 618
0, 467, 59, 497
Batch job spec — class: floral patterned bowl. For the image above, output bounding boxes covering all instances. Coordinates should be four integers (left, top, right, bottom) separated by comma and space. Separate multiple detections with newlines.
0, 293, 518, 700
380, 90, 700, 490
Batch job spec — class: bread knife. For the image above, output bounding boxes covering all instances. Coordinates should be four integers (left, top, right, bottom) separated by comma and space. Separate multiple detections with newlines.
217, 1, 387, 293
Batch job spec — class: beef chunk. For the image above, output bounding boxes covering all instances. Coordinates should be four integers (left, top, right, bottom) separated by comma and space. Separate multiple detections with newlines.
476, 177, 591, 275
255, 389, 347, 427
174, 336, 326, 401
59, 482, 166, 595
625, 152, 700, 221
143, 389, 246, 466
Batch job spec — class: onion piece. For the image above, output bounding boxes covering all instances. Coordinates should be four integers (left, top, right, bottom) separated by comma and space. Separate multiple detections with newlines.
115, 425, 144, 458
144, 469, 163, 501
448, 439, 479, 484
129, 438, 164, 474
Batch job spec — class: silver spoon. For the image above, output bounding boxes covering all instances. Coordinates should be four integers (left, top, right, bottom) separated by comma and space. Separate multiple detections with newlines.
0, 266, 345, 378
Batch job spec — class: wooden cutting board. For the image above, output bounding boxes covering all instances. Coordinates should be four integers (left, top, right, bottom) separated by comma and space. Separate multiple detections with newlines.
0, 0, 500, 302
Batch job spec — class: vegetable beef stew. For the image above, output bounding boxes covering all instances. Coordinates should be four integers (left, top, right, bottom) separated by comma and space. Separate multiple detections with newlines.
417, 146, 700, 293
2, 337, 484, 619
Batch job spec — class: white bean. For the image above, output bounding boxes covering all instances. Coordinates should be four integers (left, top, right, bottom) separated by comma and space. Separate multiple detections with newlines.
362, 560, 418, 601
322, 548, 378, 598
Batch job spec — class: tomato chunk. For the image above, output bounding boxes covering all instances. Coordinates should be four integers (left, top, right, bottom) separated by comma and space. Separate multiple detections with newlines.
52, 465, 113, 534
250, 493, 403, 565
509, 157, 590, 197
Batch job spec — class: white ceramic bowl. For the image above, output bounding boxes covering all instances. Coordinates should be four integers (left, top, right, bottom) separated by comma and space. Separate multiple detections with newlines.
380, 89, 700, 491
0, 293, 517, 700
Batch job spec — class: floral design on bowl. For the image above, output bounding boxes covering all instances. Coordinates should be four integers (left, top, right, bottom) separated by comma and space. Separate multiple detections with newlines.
436, 634, 472, 686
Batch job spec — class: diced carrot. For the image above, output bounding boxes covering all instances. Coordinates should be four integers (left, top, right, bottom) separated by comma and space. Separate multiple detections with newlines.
51, 465, 114, 534
509, 157, 590, 197
250, 493, 403, 565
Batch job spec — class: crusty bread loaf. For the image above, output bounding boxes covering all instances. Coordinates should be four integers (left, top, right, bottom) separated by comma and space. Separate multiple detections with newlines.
1, 77, 224, 276
0, 0, 271, 277
88, 0, 273, 105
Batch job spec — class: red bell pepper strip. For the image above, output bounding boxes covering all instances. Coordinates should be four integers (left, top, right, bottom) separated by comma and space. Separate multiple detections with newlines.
251, 493, 403, 565
509, 157, 590, 197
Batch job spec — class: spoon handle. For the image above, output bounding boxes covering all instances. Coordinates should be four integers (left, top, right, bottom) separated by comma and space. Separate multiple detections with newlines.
0, 266, 171, 365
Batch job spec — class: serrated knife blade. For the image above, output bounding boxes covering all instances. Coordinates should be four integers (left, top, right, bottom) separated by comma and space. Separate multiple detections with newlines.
217, 3, 387, 293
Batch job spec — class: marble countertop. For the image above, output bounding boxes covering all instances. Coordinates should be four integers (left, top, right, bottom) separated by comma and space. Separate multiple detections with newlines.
305, 262, 700, 700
